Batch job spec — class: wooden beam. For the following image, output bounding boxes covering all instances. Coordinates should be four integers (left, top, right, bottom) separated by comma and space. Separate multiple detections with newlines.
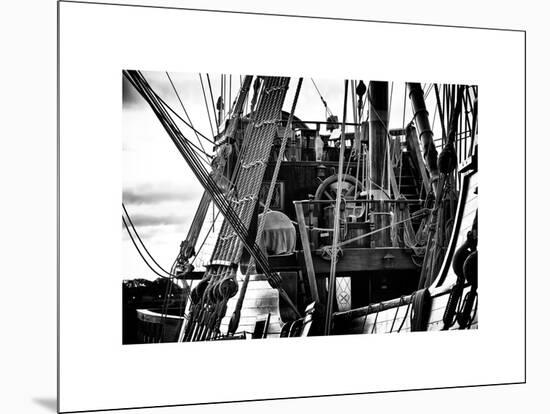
268, 247, 420, 275
407, 83, 440, 196
309, 247, 418, 275
389, 158, 400, 198
294, 201, 320, 302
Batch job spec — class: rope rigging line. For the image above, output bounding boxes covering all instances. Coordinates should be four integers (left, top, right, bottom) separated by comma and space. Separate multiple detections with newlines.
145, 77, 215, 147
396, 297, 412, 332
324, 79, 349, 336
144, 89, 214, 163
122, 213, 175, 279
198, 73, 216, 140
166, 72, 208, 154
389, 296, 405, 333
206, 74, 220, 133
423, 83, 434, 99
152, 95, 215, 150
122, 203, 176, 278
123, 206, 191, 341
190, 209, 221, 266
311, 78, 333, 117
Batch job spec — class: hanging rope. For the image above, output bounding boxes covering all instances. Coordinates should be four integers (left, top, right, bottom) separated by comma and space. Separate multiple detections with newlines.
311, 78, 334, 117
122, 204, 175, 279
166, 72, 209, 154
324, 79, 349, 335
390, 197, 429, 257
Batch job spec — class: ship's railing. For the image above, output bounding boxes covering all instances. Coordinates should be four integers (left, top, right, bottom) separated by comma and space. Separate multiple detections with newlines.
294, 198, 426, 251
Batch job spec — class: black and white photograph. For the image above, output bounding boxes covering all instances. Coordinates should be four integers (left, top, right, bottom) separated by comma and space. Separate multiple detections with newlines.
122, 72, 479, 344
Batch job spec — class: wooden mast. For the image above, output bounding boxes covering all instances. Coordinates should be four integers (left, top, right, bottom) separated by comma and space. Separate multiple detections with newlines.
407, 82, 440, 195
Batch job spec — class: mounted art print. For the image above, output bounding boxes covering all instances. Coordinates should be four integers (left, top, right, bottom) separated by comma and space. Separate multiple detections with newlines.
58, 2, 525, 412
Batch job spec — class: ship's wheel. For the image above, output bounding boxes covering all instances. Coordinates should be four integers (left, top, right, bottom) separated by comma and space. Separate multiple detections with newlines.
314, 174, 365, 220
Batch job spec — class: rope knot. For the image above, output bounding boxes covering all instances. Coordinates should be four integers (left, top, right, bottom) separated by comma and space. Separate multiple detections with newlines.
319, 245, 343, 262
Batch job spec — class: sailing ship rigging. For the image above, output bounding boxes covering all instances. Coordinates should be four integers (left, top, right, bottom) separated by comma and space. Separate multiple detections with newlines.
122, 71, 478, 343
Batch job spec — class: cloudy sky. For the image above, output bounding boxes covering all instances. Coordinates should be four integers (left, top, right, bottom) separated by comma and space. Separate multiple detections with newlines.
122, 71, 442, 280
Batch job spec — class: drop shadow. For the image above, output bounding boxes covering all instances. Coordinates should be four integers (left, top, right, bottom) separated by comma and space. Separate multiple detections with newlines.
32, 397, 57, 412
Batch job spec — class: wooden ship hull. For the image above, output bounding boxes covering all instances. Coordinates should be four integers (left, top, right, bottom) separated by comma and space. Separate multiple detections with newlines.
122, 73, 478, 343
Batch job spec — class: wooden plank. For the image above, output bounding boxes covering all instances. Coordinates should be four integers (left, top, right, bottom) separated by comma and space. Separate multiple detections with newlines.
294, 201, 319, 302
389, 162, 400, 199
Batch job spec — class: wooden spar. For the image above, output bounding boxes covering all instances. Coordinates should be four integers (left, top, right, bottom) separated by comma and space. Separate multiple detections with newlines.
333, 293, 413, 322
388, 161, 400, 198
368, 81, 390, 246
185, 191, 211, 248
294, 201, 320, 302
332, 282, 465, 322
407, 83, 440, 196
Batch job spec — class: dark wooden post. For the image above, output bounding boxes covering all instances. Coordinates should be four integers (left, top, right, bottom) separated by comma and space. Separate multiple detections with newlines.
368, 81, 390, 247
